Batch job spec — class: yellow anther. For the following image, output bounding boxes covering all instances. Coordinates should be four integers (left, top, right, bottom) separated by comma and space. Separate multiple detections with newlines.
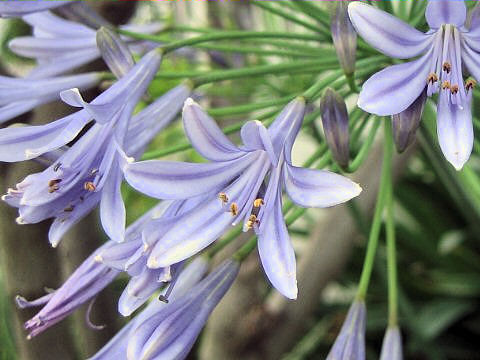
427, 73, 438, 84
450, 84, 459, 94
253, 198, 264, 208
229, 202, 238, 216
64, 205, 75, 212
246, 214, 258, 229
442, 62, 451, 73
466, 79, 477, 91
219, 192, 229, 204
442, 80, 451, 90
84, 181, 96, 192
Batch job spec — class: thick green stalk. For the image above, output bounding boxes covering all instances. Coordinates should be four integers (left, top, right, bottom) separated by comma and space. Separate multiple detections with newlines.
356, 119, 393, 300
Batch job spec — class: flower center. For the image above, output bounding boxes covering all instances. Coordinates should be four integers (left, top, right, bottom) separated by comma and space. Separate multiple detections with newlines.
426, 24, 473, 108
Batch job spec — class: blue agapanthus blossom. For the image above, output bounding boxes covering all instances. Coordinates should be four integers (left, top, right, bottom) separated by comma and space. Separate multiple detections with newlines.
0, 50, 192, 246
0, 0, 73, 17
349, 0, 478, 170
124, 97, 362, 299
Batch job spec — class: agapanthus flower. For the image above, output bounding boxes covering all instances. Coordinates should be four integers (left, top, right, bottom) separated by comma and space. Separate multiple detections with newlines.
15, 200, 170, 338
16, 240, 120, 338
98, 195, 208, 316
349, 0, 477, 170
125, 259, 238, 360
124, 98, 361, 299
9, 11, 162, 78
0, 50, 192, 246
90, 257, 209, 360
380, 326, 403, 360
0, 71, 102, 124
0, 0, 73, 17
326, 301, 366, 360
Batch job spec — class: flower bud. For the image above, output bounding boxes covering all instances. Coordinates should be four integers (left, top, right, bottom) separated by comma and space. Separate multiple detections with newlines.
380, 326, 403, 360
57, 2, 110, 30
331, 1, 357, 76
96, 26, 135, 79
320, 88, 350, 168
391, 90, 426, 153
326, 301, 366, 360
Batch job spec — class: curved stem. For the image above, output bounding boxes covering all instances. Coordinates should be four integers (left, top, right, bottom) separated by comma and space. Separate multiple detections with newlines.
356, 118, 393, 300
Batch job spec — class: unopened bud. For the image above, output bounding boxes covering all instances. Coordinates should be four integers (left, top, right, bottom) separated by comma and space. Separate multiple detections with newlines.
320, 88, 350, 168
96, 27, 134, 79
391, 90, 426, 153
331, 1, 357, 76
57, 2, 109, 30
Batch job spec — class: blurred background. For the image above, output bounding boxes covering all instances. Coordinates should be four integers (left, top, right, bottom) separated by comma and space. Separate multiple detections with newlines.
1, 1, 480, 359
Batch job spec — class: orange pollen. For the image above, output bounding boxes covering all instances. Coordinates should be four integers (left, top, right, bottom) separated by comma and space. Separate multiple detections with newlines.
450, 84, 459, 94
442, 80, 451, 90
84, 182, 96, 192
229, 202, 238, 216
427, 73, 438, 84
218, 192, 228, 204
466, 79, 477, 91
48, 179, 62, 187
442, 62, 451, 73
64, 205, 75, 212
246, 214, 258, 229
253, 198, 264, 208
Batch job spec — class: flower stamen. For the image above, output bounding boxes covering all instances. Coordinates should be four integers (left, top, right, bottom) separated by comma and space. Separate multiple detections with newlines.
442, 80, 451, 90
427, 73, 438, 84
442, 61, 451, 73
218, 192, 228, 204
253, 198, 264, 208
450, 84, 459, 94
466, 79, 477, 91
84, 182, 96, 192
229, 202, 238, 216
246, 214, 258, 230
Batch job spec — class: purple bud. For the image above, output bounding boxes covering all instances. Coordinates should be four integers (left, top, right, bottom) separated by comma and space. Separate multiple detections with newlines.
57, 1, 109, 29
320, 88, 350, 168
380, 326, 403, 360
326, 301, 366, 360
331, 1, 357, 76
391, 90, 426, 153
96, 27, 135, 79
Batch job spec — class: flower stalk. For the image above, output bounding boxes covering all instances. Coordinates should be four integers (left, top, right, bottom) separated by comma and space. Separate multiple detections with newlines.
356, 119, 393, 300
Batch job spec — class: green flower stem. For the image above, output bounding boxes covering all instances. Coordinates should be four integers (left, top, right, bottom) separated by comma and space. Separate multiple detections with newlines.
192, 59, 339, 87
118, 29, 322, 54
252, 1, 325, 35
193, 43, 319, 58
386, 170, 398, 326
356, 119, 393, 300
208, 96, 295, 118
290, 1, 331, 30
302, 56, 385, 102
346, 119, 381, 173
